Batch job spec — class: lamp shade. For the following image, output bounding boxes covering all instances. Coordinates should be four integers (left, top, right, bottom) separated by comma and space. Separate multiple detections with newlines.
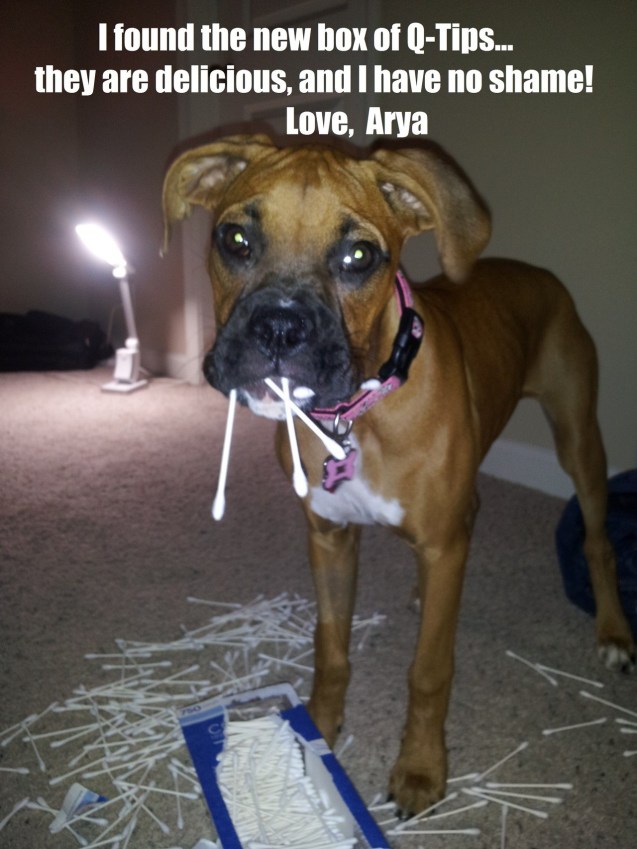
75, 222, 127, 270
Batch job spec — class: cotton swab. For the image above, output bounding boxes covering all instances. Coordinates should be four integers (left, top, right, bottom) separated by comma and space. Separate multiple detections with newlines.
534, 662, 604, 688
281, 377, 308, 497
387, 827, 481, 836
500, 803, 508, 849
542, 717, 607, 736
264, 378, 346, 459
505, 651, 558, 686
417, 798, 488, 822
463, 787, 548, 819
471, 788, 562, 804
486, 782, 573, 790
0, 798, 30, 833
212, 388, 237, 521
474, 741, 528, 782
580, 690, 637, 719
292, 386, 315, 400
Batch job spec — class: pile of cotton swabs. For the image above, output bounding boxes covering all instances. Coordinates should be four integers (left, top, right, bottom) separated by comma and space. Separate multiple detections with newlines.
0, 593, 385, 847
217, 715, 354, 848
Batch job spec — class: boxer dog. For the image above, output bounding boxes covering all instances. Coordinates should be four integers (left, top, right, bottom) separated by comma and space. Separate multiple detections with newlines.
162, 135, 634, 815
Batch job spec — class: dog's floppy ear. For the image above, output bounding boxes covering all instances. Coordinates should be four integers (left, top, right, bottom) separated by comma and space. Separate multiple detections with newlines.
162, 134, 274, 254
369, 146, 490, 282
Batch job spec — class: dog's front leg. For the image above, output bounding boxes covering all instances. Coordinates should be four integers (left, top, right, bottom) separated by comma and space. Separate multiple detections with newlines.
390, 530, 469, 815
306, 519, 361, 747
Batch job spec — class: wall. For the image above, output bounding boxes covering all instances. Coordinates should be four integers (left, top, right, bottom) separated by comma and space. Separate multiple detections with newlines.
0, 2, 85, 318
378, 0, 636, 475
1, 0, 185, 377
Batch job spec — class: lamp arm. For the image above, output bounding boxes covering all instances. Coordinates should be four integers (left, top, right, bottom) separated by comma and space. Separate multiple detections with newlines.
117, 274, 139, 341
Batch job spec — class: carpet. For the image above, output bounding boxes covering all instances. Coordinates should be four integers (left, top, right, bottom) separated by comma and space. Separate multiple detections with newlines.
0, 368, 634, 848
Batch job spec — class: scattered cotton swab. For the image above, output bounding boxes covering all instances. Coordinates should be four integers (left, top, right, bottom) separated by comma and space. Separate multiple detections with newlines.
335, 733, 354, 759
486, 782, 573, 790
0, 798, 30, 832
505, 651, 558, 686
448, 772, 480, 784
463, 787, 548, 819
471, 788, 562, 804
1, 714, 38, 748
169, 765, 185, 830
281, 377, 308, 497
580, 691, 637, 719
264, 378, 346, 459
387, 826, 481, 836
542, 717, 607, 736
22, 725, 47, 772
500, 803, 508, 849
212, 387, 237, 520
420, 798, 487, 822
474, 741, 529, 782
534, 663, 604, 688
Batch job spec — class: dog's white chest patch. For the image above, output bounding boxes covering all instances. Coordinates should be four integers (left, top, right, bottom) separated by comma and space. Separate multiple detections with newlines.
309, 437, 404, 527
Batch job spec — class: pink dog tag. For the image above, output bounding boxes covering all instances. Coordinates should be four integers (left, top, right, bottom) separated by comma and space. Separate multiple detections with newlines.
322, 449, 357, 492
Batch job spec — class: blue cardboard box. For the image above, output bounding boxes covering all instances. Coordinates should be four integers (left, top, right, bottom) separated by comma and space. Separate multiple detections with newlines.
178, 683, 389, 848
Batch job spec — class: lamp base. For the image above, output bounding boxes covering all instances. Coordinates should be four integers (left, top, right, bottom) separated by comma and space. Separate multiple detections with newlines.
101, 340, 147, 393
101, 378, 148, 394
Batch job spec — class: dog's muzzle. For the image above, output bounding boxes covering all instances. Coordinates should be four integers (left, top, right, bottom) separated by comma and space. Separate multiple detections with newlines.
248, 304, 311, 362
203, 287, 356, 419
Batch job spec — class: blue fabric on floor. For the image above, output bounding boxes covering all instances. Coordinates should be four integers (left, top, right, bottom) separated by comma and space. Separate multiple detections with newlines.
556, 469, 637, 639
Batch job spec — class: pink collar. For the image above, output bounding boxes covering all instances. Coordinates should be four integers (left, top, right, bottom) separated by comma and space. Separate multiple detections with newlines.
311, 270, 424, 424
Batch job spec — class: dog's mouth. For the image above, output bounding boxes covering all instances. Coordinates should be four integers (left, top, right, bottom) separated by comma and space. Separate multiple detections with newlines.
237, 380, 317, 421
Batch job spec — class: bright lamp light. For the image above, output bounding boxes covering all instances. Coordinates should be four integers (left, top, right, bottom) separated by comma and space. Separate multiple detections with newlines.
76, 221, 148, 393
75, 222, 127, 272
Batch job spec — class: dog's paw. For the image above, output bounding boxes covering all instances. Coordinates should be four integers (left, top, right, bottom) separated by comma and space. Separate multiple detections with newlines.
598, 641, 635, 674
388, 759, 446, 818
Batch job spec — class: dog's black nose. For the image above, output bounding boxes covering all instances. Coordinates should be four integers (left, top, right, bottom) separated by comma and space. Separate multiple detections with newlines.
248, 305, 311, 360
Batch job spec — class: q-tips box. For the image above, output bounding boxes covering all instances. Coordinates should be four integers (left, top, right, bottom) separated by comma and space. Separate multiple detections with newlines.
178, 683, 389, 849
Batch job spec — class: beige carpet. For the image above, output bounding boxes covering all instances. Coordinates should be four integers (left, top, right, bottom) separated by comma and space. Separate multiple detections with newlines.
0, 368, 635, 848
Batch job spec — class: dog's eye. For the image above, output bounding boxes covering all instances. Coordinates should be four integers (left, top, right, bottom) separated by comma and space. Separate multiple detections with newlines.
329, 239, 382, 286
341, 242, 375, 273
220, 225, 251, 259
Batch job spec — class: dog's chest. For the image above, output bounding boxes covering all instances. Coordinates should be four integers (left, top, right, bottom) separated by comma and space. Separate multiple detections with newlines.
308, 435, 404, 527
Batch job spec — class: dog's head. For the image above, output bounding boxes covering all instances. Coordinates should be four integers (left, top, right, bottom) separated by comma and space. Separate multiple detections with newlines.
162, 135, 489, 418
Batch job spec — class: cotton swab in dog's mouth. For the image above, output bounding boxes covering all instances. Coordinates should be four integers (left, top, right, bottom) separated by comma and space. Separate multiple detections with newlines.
212, 388, 237, 521
212, 380, 345, 520
291, 385, 315, 400
264, 378, 346, 459
281, 377, 308, 498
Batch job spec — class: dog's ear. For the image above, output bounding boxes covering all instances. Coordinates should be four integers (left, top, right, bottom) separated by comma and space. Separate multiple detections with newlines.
369, 146, 490, 282
162, 134, 274, 254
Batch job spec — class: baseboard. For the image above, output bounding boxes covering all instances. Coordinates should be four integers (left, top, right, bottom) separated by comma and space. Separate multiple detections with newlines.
480, 438, 575, 499
141, 348, 201, 384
